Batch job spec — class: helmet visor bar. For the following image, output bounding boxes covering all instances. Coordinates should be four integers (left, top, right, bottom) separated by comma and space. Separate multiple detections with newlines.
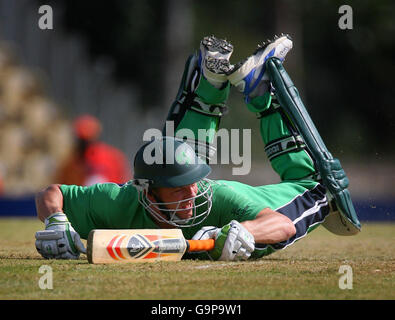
138, 179, 213, 228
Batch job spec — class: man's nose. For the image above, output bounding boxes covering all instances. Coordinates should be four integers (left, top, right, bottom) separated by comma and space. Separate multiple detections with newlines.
184, 184, 197, 197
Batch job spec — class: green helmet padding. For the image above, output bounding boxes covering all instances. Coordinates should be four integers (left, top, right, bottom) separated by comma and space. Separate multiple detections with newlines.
266, 57, 361, 234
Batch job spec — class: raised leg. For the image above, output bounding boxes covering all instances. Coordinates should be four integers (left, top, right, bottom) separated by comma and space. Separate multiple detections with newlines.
164, 36, 233, 162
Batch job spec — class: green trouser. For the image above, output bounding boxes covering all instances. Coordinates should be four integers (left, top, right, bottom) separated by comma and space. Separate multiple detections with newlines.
174, 76, 231, 141
165, 54, 230, 161
247, 95, 329, 257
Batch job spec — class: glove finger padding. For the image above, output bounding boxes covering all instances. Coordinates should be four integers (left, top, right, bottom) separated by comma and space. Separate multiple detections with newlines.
56, 238, 70, 254
221, 231, 242, 261
35, 229, 83, 260
35, 239, 60, 257
191, 226, 220, 240
236, 226, 255, 253
35, 230, 62, 258
73, 232, 87, 254
211, 220, 255, 261
235, 247, 252, 261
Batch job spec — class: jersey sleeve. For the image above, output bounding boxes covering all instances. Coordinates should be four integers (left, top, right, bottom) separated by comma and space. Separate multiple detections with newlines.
59, 183, 137, 239
210, 181, 265, 226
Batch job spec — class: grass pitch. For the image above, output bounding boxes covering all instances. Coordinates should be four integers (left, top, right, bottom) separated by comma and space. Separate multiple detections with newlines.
0, 218, 394, 300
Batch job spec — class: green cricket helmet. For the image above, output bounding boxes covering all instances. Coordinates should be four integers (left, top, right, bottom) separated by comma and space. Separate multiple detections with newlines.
132, 136, 213, 227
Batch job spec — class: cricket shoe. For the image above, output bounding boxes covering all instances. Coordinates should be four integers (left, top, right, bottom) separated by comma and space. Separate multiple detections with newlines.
227, 34, 293, 101
199, 35, 234, 88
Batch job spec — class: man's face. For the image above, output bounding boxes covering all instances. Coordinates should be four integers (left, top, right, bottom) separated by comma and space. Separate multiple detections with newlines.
149, 183, 198, 221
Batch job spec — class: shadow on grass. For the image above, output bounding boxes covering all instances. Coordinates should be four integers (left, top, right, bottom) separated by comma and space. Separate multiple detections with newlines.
0, 255, 88, 264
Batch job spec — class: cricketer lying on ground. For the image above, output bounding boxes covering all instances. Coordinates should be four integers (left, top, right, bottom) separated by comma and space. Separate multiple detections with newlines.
33, 35, 361, 263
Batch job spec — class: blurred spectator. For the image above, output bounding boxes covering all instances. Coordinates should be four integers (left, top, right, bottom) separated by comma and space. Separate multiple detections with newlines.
56, 114, 132, 186
0, 42, 131, 195
0, 41, 134, 195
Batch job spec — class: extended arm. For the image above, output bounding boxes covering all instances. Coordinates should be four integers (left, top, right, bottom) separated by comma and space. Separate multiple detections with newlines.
192, 207, 296, 261
35, 184, 64, 221
35, 184, 86, 259
241, 208, 296, 244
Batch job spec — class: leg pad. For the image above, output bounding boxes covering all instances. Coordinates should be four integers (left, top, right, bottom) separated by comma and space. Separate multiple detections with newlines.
266, 57, 361, 235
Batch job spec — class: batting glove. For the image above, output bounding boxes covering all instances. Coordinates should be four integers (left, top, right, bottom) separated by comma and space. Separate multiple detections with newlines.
192, 220, 255, 261
35, 212, 86, 259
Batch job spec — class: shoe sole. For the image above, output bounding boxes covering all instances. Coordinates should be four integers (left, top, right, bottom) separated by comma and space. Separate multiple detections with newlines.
227, 34, 292, 85
205, 56, 232, 74
201, 35, 233, 59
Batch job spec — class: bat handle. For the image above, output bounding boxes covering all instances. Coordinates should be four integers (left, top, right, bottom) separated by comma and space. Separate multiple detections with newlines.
187, 239, 215, 252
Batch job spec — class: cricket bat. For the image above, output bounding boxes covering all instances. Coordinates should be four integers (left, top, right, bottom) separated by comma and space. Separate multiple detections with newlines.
87, 229, 215, 264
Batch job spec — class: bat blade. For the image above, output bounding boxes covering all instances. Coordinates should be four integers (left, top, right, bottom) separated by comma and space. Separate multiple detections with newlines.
87, 229, 188, 264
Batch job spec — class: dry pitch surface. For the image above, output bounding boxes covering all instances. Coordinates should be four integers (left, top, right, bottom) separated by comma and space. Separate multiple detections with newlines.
0, 218, 394, 300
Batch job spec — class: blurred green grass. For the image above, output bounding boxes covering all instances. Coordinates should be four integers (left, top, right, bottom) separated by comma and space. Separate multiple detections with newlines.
0, 218, 394, 300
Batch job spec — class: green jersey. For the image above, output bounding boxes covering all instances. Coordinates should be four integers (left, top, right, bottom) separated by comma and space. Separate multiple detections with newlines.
60, 180, 266, 240
60, 177, 321, 259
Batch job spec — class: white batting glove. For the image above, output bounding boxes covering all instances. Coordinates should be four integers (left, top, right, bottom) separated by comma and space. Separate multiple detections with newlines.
35, 212, 86, 259
192, 220, 255, 261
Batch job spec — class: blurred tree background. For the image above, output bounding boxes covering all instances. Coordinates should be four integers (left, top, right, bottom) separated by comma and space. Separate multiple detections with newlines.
53, 0, 395, 162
